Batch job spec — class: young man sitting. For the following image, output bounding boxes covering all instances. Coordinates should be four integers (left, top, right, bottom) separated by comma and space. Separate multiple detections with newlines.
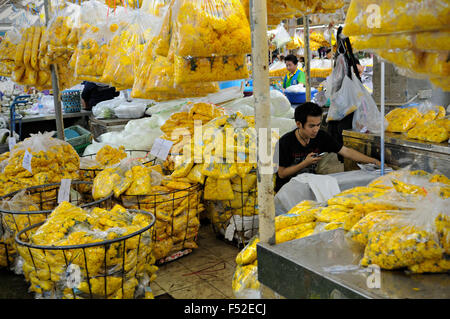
274, 102, 381, 192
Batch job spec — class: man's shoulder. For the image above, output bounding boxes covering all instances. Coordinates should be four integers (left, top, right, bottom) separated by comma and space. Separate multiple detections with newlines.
316, 130, 332, 139
279, 129, 296, 143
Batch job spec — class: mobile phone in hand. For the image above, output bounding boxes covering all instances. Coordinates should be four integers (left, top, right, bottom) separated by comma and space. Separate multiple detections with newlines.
313, 152, 327, 158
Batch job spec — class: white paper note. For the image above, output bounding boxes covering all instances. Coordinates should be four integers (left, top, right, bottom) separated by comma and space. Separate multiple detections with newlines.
58, 179, 72, 203
8, 137, 16, 151
150, 138, 174, 160
22, 150, 32, 173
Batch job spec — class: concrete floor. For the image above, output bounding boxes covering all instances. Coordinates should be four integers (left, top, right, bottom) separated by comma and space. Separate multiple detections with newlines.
0, 268, 33, 299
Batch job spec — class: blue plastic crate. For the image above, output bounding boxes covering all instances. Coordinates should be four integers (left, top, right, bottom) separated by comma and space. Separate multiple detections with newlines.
61, 89, 81, 113
53, 125, 91, 148
219, 80, 245, 89
284, 88, 318, 104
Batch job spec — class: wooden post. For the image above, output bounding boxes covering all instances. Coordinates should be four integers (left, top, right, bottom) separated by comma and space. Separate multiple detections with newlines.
303, 15, 311, 101
44, 0, 65, 140
250, 0, 275, 245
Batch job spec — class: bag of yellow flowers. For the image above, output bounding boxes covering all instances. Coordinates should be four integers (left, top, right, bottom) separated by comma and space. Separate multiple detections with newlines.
172, 0, 250, 58
46, 2, 81, 63
74, 22, 114, 82
343, 0, 449, 37
360, 193, 449, 273
131, 52, 219, 101
0, 132, 80, 197
101, 10, 159, 90
15, 201, 157, 298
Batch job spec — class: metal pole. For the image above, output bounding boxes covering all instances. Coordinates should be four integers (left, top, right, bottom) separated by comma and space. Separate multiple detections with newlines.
44, 0, 65, 140
250, 0, 275, 245
303, 15, 311, 101
380, 61, 385, 176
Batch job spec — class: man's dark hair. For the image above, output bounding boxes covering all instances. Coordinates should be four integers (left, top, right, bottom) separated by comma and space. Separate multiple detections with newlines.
294, 102, 323, 127
284, 54, 298, 65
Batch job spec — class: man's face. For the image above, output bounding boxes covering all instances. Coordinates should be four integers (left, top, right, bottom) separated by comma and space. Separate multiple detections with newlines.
297, 115, 321, 139
285, 61, 297, 74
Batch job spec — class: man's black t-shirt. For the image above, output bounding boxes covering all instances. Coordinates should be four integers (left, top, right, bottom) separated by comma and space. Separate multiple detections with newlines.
274, 129, 343, 192
81, 82, 120, 110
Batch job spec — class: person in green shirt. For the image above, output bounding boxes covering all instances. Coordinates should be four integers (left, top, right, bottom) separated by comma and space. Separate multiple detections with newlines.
282, 54, 306, 90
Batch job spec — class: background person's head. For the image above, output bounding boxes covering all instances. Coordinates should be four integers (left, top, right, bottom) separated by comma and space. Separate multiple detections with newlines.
294, 102, 323, 139
284, 54, 298, 74
326, 48, 332, 59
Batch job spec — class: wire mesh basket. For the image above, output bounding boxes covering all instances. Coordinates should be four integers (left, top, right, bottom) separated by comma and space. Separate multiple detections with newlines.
120, 183, 203, 264
206, 171, 259, 248
15, 209, 156, 299
79, 150, 158, 193
0, 181, 114, 269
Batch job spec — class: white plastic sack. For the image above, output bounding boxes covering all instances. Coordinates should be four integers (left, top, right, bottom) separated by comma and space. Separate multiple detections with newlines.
97, 116, 164, 151
271, 117, 297, 136
285, 84, 306, 93
274, 173, 341, 216
114, 101, 147, 119
269, 90, 291, 116
92, 97, 125, 119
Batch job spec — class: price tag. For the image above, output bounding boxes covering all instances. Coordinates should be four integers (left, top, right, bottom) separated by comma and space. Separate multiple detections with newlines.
22, 150, 32, 173
225, 223, 236, 241
65, 264, 81, 289
8, 137, 16, 151
58, 179, 72, 203
150, 138, 174, 161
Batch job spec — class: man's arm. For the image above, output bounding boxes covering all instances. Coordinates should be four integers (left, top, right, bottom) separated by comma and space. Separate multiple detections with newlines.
277, 153, 321, 179
338, 146, 381, 166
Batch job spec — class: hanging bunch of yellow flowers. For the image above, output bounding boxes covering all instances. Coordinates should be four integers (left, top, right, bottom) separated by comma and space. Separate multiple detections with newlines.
174, 0, 251, 57
74, 25, 112, 82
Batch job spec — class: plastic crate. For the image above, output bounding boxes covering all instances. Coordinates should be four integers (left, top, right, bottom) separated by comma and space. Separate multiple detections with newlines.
284, 88, 318, 104
53, 125, 91, 149
61, 89, 81, 113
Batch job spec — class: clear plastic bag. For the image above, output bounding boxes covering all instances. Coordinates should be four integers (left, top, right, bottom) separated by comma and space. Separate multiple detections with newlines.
385, 107, 422, 133
131, 53, 219, 101
272, 23, 291, 49
407, 120, 449, 143
360, 198, 446, 270
101, 11, 160, 90
74, 23, 113, 82
327, 75, 359, 122
352, 72, 386, 134
46, 2, 81, 63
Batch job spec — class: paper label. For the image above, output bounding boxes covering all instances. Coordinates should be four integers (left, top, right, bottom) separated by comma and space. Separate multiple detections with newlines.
225, 223, 236, 241
58, 179, 72, 203
150, 138, 174, 160
8, 137, 16, 151
22, 150, 32, 173
65, 264, 81, 289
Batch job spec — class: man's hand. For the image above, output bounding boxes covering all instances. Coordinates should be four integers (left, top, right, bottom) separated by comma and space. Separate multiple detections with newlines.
338, 146, 381, 166
277, 152, 321, 179
304, 152, 322, 166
